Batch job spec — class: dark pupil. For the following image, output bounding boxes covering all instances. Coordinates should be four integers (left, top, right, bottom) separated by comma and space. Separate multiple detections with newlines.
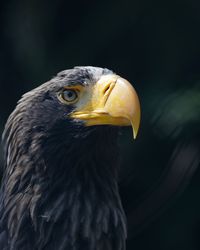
67, 91, 73, 98
63, 90, 76, 101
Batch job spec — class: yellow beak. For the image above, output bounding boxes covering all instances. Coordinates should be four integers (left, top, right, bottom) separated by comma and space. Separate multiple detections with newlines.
70, 74, 141, 138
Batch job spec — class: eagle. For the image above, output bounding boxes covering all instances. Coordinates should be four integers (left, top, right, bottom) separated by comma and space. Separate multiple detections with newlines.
0, 66, 140, 250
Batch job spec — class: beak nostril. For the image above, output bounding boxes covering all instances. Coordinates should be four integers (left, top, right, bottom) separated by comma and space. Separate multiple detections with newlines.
103, 85, 110, 95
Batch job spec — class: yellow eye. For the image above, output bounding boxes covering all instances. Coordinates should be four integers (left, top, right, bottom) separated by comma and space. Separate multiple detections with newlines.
59, 89, 79, 104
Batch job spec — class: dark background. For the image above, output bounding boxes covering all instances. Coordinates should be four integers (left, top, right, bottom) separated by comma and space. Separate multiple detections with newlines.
0, 0, 200, 249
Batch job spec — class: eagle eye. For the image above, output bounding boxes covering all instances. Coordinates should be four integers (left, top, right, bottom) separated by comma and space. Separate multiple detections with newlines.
59, 89, 79, 104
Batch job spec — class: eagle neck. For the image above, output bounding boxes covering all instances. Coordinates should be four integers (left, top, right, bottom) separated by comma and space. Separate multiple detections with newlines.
1, 127, 127, 250
34, 130, 127, 250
